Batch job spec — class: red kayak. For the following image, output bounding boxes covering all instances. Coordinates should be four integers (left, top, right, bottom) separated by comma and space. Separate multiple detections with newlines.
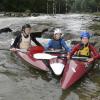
14, 45, 92, 89
43, 50, 67, 75
61, 59, 92, 89
16, 46, 49, 71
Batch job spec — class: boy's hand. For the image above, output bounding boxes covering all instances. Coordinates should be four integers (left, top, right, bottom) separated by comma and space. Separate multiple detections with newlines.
87, 58, 94, 63
10, 48, 17, 52
50, 48, 55, 51
67, 54, 70, 60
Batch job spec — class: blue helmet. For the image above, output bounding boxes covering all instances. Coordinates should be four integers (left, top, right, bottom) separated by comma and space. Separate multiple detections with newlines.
80, 32, 90, 39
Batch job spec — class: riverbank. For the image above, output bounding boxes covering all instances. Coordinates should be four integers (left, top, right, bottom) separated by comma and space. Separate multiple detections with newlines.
0, 12, 41, 17
0, 12, 100, 17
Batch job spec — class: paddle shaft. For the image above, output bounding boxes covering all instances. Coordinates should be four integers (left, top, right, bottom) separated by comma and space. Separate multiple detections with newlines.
0, 48, 10, 51
57, 56, 88, 61
0, 48, 27, 52
33, 53, 89, 61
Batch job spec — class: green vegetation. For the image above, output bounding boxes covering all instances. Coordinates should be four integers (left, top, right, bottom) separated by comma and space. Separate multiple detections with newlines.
0, 0, 100, 13
66, 0, 100, 13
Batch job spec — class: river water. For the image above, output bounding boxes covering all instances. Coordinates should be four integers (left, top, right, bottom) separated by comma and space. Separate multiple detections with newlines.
0, 14, 100, 100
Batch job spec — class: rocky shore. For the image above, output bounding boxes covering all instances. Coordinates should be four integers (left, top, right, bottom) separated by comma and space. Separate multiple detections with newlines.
0, 12, 41, 17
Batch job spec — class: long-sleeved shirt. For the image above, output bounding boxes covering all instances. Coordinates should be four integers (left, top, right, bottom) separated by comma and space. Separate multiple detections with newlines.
95, 54, 100, 59
46, 38, 71, 52
70, 43, 100, 60
11, 32, 42, 48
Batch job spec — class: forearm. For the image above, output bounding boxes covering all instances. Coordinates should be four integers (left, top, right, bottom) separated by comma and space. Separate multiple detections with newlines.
90, 45, 100, 60
69, 44, 80, 58
61, 39, 71, 52
32, 38, 42, 46
93, 54, 100, 60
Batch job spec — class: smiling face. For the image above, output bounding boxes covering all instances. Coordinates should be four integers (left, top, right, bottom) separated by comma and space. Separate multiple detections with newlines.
24, 28, 32, 35
53, 33, 61, 40
81, 37, 89, 44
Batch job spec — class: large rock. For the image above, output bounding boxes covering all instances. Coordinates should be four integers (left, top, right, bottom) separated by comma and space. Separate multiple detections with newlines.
0, 27, 12, 33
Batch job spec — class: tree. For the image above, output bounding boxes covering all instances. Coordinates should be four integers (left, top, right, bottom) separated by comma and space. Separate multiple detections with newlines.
95, 0, 100, 12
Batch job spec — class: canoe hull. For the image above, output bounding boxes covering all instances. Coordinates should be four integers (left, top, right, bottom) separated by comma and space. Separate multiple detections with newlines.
61, 60, 91, 89
16, 46, 49, 71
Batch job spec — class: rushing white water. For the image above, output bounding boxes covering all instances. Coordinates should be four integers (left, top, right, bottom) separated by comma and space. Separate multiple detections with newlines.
0, 14, 99, 100
0, 14, 93, 35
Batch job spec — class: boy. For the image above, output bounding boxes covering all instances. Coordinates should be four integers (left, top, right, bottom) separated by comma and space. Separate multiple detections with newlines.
67, 32, 100, 62
10, 24, 42, 51
46, 28, 71, 53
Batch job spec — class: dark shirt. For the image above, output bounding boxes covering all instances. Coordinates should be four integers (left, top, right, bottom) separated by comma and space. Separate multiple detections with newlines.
11, 32, 42, 48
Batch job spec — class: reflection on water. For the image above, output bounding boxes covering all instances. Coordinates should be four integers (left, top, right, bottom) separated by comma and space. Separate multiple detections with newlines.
0, 14, 100, 100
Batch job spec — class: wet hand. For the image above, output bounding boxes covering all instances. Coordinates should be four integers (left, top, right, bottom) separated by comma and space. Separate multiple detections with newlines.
10, 48, 17, 52
87, 58, 94, 63
67, 54, 70, 60
50, 48, 55, 51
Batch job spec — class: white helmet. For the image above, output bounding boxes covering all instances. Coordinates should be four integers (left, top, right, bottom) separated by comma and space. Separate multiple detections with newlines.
54, 28, 62, 34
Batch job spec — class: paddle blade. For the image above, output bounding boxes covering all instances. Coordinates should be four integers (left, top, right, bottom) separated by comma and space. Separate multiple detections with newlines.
33, 53, 57, 59
50, 63, 64, 75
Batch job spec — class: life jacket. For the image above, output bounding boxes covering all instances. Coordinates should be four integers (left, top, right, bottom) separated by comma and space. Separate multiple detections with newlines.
77, 43, 90, 57
20, 34, 31, 49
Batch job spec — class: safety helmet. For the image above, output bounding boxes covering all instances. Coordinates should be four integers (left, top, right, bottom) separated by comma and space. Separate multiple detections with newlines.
22, 24, 31, 31
54, 28, 62, 34
80, 32, 90, 39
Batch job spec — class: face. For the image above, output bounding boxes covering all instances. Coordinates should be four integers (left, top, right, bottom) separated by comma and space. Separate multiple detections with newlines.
53, 33, 61, 40
81, 37, 89, 44
24, 28, 32, 35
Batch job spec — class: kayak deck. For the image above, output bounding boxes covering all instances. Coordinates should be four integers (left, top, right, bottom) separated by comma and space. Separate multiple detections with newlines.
17, 46, 49, 71
61, 60, 91, 89
14, 46, 92, 89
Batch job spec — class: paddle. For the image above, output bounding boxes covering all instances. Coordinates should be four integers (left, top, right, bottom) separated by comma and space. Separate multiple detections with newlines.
33, 53, 89, 61
0, 48, 27, 52
50, 63, 64, 75
33, 53, 88, 75
44, 50, 67, 54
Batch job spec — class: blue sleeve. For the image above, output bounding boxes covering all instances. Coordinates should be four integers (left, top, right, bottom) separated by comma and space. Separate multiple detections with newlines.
45, 40, 52, 50
61, 39, 71, 52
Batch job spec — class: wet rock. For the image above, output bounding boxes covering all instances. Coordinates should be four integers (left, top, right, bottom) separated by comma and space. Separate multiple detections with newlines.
0, 27, 12, 33
31, 25, 49, 32
93, 17, 100, 22
12, 27, 49, 38
31, 28, 48, 38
